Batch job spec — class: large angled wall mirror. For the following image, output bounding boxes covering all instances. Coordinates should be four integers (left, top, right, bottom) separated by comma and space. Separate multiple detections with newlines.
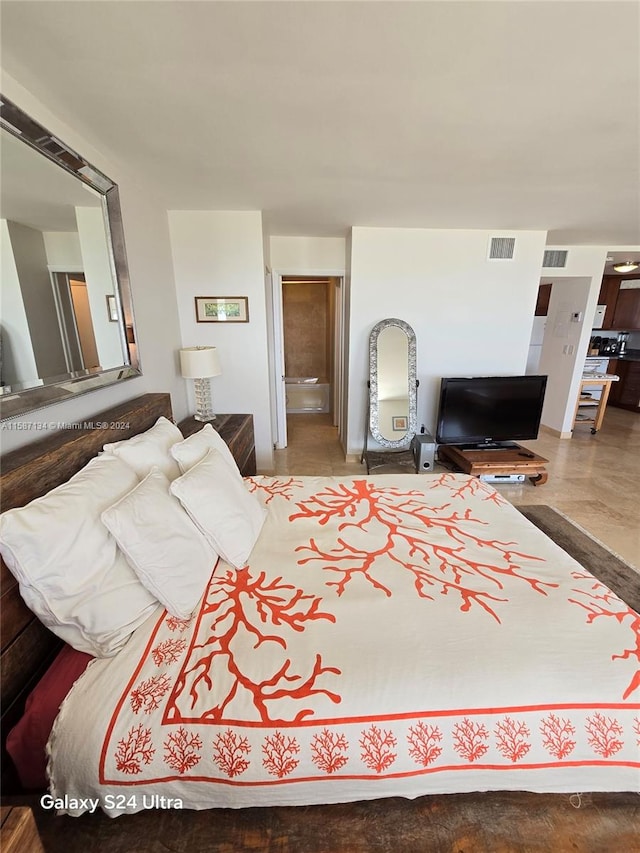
0, 95, 140, 420
362, 317, 418, 472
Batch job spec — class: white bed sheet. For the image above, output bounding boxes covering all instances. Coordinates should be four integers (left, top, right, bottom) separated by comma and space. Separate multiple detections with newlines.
47, 474, 640, 816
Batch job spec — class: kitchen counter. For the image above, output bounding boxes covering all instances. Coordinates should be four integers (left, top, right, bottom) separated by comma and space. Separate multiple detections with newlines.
612, 351, 640, 362
586, 350, 640, 363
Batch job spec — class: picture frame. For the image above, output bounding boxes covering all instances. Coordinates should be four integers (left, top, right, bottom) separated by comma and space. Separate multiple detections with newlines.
392, 416, 408, 431
106, 294, 118, 322
195, 296, 249, 323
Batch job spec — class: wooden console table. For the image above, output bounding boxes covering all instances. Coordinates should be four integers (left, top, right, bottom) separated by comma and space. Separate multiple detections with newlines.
178, 414, 256, 476
438, 444, 549, 486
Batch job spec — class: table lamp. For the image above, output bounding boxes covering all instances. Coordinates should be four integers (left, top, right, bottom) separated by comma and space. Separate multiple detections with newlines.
179, 346, 222, 421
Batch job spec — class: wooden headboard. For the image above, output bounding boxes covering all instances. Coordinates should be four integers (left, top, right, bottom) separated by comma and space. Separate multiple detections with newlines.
0, 392, 173, 791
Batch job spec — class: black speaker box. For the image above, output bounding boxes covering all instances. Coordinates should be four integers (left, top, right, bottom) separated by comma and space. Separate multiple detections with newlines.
411, 432, 437, 473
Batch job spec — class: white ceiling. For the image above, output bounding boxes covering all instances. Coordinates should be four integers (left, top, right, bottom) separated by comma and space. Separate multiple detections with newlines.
1, 1, 639, 246
1, 130, 101, 232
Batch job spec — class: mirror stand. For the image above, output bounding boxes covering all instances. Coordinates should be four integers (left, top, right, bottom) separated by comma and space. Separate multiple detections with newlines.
361, 380, 419, 474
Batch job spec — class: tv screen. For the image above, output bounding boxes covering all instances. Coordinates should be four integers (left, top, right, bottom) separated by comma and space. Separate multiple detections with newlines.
435, 375, 547, 447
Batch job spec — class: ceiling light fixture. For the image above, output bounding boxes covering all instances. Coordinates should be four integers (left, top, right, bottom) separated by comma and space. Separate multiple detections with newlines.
613, 261, 639, 273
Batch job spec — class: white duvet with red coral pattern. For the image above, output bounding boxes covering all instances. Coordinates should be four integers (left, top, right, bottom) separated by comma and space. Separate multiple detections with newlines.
48, 475, 640, 815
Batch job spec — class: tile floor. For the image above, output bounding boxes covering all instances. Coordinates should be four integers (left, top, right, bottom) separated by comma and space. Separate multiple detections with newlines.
273, 407, 640, 567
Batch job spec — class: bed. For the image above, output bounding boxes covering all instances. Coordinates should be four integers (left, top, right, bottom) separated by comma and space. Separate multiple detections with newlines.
1, 393, 638, 820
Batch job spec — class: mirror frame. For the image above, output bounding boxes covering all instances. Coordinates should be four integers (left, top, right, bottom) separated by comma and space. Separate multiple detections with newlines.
0, 95, 141, 421
368, 317, 417, 448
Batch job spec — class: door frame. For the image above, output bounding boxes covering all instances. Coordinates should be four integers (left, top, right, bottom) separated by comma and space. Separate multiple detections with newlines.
270, 268, 346, 450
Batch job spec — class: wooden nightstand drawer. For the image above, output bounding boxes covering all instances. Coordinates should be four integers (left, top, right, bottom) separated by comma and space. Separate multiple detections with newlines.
1, 806, 44, 853
178, 414, 257, 477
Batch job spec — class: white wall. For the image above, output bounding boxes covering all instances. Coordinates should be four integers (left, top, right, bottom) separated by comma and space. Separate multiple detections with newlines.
4, 220, 68, 378
0, 72, 187, 453
75, 206, 123, 370
270, 236, 346, 272
538, 278, 594, 435
347, 227, 549, 454
0, 219, 38, 386
168, 211, 273, 471
537, 246, 608, 435
43, 231, 83, 268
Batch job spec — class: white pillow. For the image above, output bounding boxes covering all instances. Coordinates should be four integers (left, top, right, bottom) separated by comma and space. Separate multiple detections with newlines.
0, 455, 159, 657
170, 449, 266, 569
101, 468, 217, 619
170, 423, 241, 479
103, 416, 183, 481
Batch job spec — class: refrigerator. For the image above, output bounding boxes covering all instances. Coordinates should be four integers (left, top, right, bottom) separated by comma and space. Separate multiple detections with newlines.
526, 316, 546, 374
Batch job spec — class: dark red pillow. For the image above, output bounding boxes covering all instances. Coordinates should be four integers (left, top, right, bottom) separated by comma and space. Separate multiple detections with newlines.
6, 644, 93, 789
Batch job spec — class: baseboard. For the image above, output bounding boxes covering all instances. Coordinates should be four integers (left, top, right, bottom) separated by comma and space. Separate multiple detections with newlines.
539, 424, 572, 439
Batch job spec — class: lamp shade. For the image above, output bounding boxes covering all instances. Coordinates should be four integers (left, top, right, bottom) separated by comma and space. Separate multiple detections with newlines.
179, 346, 221, 379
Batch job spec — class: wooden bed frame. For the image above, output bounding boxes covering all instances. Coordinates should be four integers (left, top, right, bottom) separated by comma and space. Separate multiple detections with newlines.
0, 393, 173, 793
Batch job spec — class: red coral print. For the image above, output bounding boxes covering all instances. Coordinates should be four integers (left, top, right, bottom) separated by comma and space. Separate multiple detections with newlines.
165, 615, 191, 633
114, 723, 155, 774
540, 713, 577, 759
430, 474, 507, 505
262, 731, 300, 778
246, 476, 303, 504
494, 716, 531, 762
212, 729, 252, 777
407, 721, 443, 767
568, 571, 640, 700
291, 480, 551, 621
163, 727, 203, 773
585, 713, 624, 758
452, 718, 490, 762
310, 728, 349, 774
173, 567, 340, 723
130, 673, 172, 714
152, 638, 187, 666
359, 724, 397, 773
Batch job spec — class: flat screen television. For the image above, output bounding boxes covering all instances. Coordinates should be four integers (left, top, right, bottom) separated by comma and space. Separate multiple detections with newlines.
435, 375, 548, 448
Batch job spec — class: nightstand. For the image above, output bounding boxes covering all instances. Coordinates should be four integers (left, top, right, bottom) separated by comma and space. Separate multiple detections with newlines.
178, 414, 256, 476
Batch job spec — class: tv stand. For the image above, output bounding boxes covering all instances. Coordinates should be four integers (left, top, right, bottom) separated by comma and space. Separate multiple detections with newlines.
438, 442, 548, 486
458, 441, 519, 451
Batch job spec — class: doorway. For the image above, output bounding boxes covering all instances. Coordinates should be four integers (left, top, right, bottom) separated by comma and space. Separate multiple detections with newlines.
271, 273, 346, 449
50, 271, 100, 372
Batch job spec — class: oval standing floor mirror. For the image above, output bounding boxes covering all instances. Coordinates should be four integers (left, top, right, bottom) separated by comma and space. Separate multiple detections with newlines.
361, 318, 418, 473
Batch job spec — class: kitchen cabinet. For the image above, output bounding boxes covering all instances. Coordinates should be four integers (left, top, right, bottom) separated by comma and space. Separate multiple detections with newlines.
535, 283, 552, 316
611, 284, 640, 330
596, 275, 640, 330
607, 360, 640, 411
597, 277, 621, 329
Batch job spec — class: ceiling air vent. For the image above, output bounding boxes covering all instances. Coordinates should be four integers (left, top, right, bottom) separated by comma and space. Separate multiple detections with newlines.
488, 237, 516, 260
542, 249, 568, 268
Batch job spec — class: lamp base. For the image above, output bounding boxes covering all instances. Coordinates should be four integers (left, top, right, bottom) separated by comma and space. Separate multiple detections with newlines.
193, 377, 216, 422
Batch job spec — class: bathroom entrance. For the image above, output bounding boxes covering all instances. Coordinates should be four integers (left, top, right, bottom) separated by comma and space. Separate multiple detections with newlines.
282, 276, 335, 415
271, 273, 346, 450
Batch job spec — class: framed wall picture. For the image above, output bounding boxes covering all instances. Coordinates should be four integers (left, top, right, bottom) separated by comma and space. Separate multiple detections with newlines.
195, 296, 249, 323
392, 416, 408, 431
106, 294, 118, 322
